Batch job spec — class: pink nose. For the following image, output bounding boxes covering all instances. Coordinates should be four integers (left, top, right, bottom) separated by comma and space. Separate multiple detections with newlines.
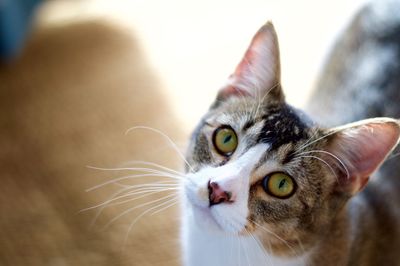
208, 181, 233, 206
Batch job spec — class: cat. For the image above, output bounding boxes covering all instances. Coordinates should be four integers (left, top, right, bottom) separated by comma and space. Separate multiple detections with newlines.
181, 2, 400, 266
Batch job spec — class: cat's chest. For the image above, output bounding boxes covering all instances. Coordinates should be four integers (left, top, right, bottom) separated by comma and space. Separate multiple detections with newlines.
182, 214, 309, 266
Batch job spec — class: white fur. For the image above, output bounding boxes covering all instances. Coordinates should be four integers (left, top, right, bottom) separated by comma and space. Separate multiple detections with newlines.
183, 145, 267, 232
181, 144, 310, 265
182, 212, 310, 266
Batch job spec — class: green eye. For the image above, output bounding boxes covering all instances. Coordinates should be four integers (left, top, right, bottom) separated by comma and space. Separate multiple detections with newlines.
213, 126, 238, 155
263, 172, 296, 199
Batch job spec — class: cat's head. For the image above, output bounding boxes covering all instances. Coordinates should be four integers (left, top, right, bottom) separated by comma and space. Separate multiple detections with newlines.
183, 22, 400, 255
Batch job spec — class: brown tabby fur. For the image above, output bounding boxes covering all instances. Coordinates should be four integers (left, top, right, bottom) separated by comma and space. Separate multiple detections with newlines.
307, 2, 400, 265
188, 63, 400, 266
185, 3, 400, 264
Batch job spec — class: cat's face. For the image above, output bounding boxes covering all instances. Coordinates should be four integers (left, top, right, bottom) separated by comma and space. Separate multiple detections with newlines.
183, 22, 400, 255
184, 94, 336, 253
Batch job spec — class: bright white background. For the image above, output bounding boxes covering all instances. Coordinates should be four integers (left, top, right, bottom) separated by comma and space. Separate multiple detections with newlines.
37, 0, 367, 131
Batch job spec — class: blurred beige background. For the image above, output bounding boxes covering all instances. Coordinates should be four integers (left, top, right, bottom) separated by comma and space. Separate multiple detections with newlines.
0, 0, 368, 265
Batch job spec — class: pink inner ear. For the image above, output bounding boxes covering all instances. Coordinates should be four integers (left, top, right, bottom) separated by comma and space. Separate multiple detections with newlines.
328, 120, 400, 194
218, 22, 282, 101
217, 85, 251, 99
233, 31, 270, 80
346, 122, 399, 178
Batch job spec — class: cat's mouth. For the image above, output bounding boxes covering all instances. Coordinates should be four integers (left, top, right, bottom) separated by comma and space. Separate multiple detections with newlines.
186, 190, 248, 233
183, 158, 257, 233
191, 203, 246, 233
183, 182, 234, 232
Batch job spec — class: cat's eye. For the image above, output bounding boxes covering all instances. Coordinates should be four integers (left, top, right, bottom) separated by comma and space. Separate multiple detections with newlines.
213, 126, 238, 156
262, 172, 296, 199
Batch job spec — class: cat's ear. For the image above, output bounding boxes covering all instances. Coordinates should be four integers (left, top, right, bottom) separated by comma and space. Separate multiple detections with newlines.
217, 22, 283, 103
324, 118, 400, 195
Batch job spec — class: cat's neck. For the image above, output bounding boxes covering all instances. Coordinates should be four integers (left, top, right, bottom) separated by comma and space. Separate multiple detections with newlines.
181, 203, 361, 266
308, 207, 351, 266
182, 209, 312, 266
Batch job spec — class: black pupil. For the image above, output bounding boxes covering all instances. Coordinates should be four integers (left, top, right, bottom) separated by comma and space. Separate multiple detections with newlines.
278, 179, 286, 189
223, 135, 232, 144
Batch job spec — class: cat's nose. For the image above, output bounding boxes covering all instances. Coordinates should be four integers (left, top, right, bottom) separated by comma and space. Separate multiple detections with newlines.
208, 180, 233, 206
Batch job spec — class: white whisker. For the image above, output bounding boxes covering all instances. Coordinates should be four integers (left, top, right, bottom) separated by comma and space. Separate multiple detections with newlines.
296, 150, 350, 179
297, 128, 343, 152
124, 126, 194, 172
296, 127, 320, 151
98, 187, 179, 210
150, 198, 179, 216
86, 185, 135, 227
123, 194, 180, 246
86, 171, 183, 192
295, 155, 339, 182
87, 165, 185, 178
103, 193, 178, 230
122, 160, 184, 176
83, 187, 178, 226
250, 219, 298, 256
387, 151, 400, 161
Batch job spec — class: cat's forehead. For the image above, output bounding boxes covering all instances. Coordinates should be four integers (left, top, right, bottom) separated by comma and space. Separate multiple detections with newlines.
206, 98, 312, 150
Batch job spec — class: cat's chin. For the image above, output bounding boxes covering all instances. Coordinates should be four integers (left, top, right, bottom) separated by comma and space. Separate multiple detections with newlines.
187, 201, 247, 235
189, 204, 225, 233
